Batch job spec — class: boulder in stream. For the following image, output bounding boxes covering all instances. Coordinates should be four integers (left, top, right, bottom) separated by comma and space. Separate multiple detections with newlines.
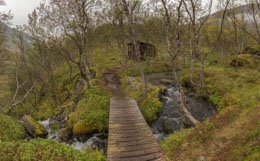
163, 118, 182, 133
22, 115, 48, 138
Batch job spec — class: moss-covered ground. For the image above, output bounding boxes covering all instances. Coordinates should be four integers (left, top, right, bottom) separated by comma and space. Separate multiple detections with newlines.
161, 54, 260, 160
4, 44, 260, 160
0, 113, 25, 142
0, 138, 106, 161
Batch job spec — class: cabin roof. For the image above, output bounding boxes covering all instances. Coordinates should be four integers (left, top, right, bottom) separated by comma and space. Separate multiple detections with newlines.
127, 41, 154, 47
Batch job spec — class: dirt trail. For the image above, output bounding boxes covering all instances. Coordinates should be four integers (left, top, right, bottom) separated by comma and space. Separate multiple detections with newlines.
103, 67, 124, 97
104, 67, 166, 161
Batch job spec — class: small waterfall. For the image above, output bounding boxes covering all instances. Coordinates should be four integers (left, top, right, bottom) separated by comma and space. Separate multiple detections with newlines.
71, 134, 105, 151
39, 119, 60, 141
151, 84, 217, 141
39, 119, 106, 152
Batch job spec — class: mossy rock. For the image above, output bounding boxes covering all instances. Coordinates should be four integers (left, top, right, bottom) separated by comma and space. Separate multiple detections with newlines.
22, 115, 48, 138
59, 128, 73, 142
245, 46, 260, 56
73, 120, 88, 136
67, 86, 110, 135
159, 78, 172, 85
0, 113, 25, 142
230, 54, 260, 68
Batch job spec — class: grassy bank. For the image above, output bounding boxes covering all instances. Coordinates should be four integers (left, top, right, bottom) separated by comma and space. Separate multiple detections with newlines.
0, 138, 105, 161
161, 54, 260, 160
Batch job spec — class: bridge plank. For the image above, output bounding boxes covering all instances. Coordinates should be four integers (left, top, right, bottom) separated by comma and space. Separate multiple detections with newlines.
108, 98, 166, 161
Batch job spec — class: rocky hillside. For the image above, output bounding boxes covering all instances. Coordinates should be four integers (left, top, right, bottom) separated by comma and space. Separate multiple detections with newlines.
0, 21, 34, 52
209, 4, 258, 23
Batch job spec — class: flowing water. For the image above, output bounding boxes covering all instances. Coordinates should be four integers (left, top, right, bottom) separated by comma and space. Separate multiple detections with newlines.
39, 119, 107, 152
38, 72, 216, 151
147, 73, 217, 141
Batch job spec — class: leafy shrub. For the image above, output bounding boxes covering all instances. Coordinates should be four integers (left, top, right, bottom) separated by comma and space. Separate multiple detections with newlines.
0, 113, 25, 142
68, 86, 110, 135
121, 76, 163, 123
160, 128, 192, 158
230, 54, 260, 69
0, 138, 106, 161
126, 60, 172, 77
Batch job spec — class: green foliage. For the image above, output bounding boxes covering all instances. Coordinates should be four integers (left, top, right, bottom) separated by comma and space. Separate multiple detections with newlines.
138, 86, 163, 123
126, 60, 172, 77
160, 128, 192, 158
121, 75, 163, 123
0, 138, 106, 161
180, 61, 260, 112
73, 120, 88, 135
11, 63, 82, 120
161, 57, 260, 160
0, 114, 25, 142
230, 54, 260, 69
245, 45, 260, 55
69, 86, 110, 135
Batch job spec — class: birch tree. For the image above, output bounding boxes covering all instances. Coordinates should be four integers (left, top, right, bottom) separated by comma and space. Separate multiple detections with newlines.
183, 0, 213, 90
120, 0, 148, 98
28, 0, 101, 89
159, 0, 199, 125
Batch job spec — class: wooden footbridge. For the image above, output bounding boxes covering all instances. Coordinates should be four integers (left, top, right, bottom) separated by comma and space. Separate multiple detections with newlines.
107, 98, 166, 161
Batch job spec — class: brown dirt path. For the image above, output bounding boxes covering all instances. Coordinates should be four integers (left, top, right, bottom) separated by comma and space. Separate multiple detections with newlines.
103, 67, 166, 161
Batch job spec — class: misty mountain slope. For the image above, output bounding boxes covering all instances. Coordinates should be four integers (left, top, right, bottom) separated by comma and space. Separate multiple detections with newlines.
0, 21, 34, 52
209, 4, 259, 23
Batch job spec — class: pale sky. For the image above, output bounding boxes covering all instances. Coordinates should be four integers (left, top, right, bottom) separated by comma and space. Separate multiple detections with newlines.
1, 0, 43, 26
1, 0, 218, 27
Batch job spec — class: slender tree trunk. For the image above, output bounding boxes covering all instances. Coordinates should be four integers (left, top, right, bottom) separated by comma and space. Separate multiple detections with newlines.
119, 18, 128, 67
234, 21, 239, 71
122, 0, 147, 98
189, 34, 195, 86
83, 53, 93, 89
162, 0, 199, 126
200, 54, 205, 90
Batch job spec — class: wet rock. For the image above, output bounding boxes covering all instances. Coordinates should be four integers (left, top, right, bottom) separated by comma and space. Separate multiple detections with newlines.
152, 117, 166, 133
22, 115, 48, 138
71, 134, 107, 152
154, 133, 165, 141
60, 128, 73, 142
147, 73, 217, 140
163, 118, 182, 133
86, 134, 106, 151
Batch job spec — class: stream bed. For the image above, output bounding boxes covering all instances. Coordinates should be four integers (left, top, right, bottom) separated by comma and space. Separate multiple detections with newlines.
147, 72, 217, 141
35, 72, 216, 152
38, 119, 107, 152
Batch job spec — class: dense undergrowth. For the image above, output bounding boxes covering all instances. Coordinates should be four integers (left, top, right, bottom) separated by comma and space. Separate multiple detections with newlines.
68, 86, 111, 135
2, 42, 260, 160
0, 48, 168, 160
0, 138, 105, 161
119, 72, 164, 123
0, 113, 25, 142
161, 54, 260, 160
126, 59, 172, 77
